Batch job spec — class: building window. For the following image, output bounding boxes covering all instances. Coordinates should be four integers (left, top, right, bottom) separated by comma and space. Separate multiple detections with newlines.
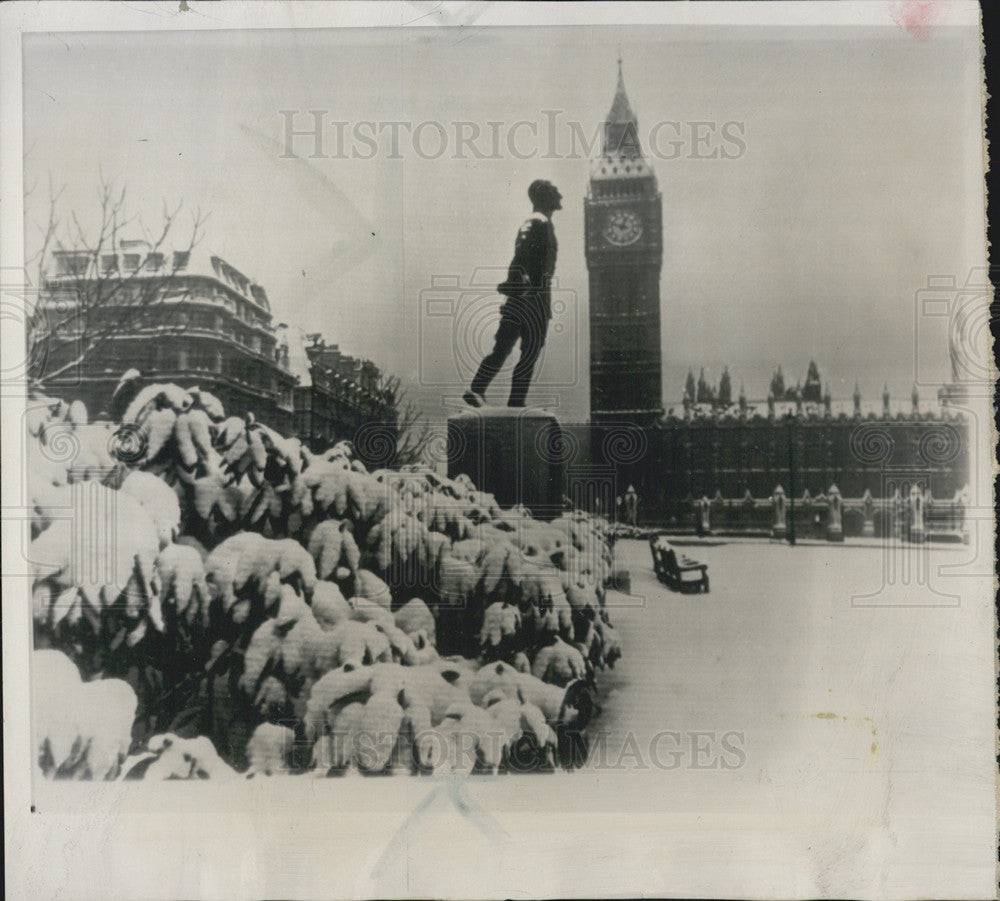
187, 310, 211, 329
172, 251, 190, 271
117, 344, 148, 371
157, 346, 179, 369
55, 253, 91, 277
145, 252, 165, 271
100, 254, 118, 274
122, 254, 141, 272
189, 347, 216, 371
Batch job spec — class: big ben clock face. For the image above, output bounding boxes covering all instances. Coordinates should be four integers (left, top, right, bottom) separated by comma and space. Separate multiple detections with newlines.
603, 209, 643, 246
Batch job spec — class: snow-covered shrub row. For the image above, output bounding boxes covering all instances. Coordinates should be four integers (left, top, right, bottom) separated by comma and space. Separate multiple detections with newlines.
28, 385, 621, 777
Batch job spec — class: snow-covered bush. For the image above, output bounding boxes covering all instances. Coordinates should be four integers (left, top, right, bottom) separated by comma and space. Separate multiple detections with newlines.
29, 383, 621, 776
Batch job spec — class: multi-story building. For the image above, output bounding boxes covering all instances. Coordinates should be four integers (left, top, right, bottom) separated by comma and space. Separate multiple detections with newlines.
38, 242, 298, 431
278, 326, 393, 450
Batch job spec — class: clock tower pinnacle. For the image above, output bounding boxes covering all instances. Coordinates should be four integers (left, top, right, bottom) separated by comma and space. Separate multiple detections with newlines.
585, 60, 664, 423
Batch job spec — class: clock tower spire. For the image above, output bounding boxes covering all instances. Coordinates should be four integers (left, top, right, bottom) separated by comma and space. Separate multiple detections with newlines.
585, 59, 664, 423
605, 54, 641, 158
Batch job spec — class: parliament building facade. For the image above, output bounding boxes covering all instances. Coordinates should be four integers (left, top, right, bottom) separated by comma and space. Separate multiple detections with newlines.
566, 65, 970, 537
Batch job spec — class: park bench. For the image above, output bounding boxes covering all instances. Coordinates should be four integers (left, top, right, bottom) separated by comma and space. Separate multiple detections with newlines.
649, 536, 710, 594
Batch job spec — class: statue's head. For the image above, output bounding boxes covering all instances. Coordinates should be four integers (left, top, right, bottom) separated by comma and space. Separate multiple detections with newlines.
528, 179, 562, 213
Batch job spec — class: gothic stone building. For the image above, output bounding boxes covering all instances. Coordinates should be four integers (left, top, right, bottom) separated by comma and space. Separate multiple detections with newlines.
585, 60, 664, 425
566, 65, 969, 534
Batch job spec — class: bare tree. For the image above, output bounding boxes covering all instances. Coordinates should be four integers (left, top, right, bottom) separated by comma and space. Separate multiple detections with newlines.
375, 373, 433, 468
27, 172, 208, 390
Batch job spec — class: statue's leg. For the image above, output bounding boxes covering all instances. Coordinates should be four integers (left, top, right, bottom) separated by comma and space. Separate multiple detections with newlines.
508, 310, 547, 407
470, 315, 519, 397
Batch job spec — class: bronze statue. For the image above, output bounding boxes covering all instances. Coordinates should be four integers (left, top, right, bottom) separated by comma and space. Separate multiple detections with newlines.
464, 179, 561, 408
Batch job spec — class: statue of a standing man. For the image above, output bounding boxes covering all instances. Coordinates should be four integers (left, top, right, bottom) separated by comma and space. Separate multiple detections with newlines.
464, 179, 562, 408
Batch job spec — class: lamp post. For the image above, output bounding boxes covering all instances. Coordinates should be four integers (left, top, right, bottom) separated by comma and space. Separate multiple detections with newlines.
786, 411, 797, 546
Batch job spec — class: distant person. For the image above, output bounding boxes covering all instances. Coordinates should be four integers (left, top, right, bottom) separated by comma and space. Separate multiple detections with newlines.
464, 179, 562, 409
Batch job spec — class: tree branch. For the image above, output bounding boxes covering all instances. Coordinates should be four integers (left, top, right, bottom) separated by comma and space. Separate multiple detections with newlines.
30, 174, 209, 390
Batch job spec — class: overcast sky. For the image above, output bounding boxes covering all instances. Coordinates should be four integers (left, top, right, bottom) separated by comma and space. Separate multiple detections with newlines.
23, 23, 984, 421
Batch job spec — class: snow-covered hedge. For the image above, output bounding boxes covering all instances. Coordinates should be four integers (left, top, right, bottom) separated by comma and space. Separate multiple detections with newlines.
28, 385, 622, 777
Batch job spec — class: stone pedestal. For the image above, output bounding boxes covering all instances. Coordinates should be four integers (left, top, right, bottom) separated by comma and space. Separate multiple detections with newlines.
772, 484, 787, 540
908, 484, 926, 544
891, 488, 904, 540
955, 485, 969, 544
698, 496, 711, 535
861, 489, 875, 538
447, 407, 564, 519
826, 483, 844, 542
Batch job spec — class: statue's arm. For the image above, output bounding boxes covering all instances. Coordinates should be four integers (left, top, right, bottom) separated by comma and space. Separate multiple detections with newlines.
498, 218, 544, 295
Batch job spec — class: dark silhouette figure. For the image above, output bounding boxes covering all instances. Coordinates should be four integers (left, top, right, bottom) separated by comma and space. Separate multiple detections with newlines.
465, 180, 561, 408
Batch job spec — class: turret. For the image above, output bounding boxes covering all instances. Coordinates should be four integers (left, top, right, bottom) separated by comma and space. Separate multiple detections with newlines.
683, 368, 696, 404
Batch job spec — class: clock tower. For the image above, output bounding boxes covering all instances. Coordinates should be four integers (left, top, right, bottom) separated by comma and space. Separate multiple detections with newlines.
585, 60, 664, 423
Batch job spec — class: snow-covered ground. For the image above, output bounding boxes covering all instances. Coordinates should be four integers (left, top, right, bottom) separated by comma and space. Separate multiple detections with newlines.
578, 538, 996, 897
26, 538, 995, 900
355, 538, 994, 898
